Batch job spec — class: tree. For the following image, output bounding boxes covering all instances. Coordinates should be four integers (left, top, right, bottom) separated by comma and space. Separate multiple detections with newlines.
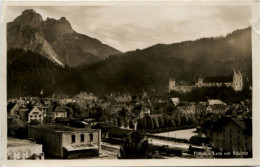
117, 117, 122, 127
153, 117, 159, 129
142, 116, 148, 130
158, 116, 164, 128
30, 120, 41, 125
137, 118, 143, 130
8, 116, 24, 137
146, 115, 154, 130
118, 131, 154, 159
43, 116, 53, 124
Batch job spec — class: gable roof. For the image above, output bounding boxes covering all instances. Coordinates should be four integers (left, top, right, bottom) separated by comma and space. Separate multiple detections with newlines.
7, 103, 19, 113
109, 128, 133, 136
94, 122, 117, 129
211, 117, 252, 135
202, 76, 233, 83
53, 105, 66, 113
33, 100, 47, 107
208, 99, 226, 106
115, 95, 132, 103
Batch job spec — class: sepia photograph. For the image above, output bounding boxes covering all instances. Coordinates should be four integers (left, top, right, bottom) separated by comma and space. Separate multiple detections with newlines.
1, 1, 259, 166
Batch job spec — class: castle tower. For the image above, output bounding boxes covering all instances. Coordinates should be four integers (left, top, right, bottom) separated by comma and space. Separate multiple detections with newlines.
233, 70, 243, 91
169, 78, 176, 92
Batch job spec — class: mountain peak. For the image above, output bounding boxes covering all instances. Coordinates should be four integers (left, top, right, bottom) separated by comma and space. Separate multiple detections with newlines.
21, 9, 36, 15
7, 9, 121, 67
12, 9, 43, 28
60, 17, 67, 21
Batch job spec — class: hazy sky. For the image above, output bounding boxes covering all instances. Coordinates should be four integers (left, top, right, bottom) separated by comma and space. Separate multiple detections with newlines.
6, 6, 251, 52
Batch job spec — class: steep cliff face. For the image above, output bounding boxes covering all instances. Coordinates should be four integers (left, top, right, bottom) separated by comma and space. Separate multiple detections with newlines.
7, 9, 121, 67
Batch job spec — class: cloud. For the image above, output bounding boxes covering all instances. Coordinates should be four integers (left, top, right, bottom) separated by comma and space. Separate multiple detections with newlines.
6, 5, 251, 52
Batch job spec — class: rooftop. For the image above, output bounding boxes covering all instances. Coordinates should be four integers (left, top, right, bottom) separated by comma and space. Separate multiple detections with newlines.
28, 125, 98, 133
109, 128, 133, 136
8, 137, 40, 147
201, 76, 233, 83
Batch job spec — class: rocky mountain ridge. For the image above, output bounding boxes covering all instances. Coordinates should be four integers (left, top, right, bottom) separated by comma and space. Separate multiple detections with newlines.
7, 9, 121, 67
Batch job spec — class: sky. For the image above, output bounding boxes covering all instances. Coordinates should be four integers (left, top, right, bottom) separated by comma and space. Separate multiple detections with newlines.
6, 5, 251, 52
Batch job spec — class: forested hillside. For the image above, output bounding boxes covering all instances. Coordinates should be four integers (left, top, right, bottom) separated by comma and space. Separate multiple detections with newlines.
8, 27, 252, 97
7, 48, 72, 97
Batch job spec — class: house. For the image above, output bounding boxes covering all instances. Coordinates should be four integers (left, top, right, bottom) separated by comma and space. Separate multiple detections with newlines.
28, 107, 45, 123
171, 98, 180, 106
33, 100, 48, 113
28, 125, 101, 159
7, 103, 20, 116
52, 105, 67, 120
93, 122, 117, 138
54, 117, 72, 125
207, 99, 226, 106
115, 95, 132, 104
206, 104, 227, 115
108, 127, 133, 142
210, 117, 252, 153
7, 137, 44, 160
131, 104, 150, 118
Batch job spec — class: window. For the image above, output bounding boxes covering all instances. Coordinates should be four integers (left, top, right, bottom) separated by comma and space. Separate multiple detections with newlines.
245, 136, 247, 140
89, 133, 93, 142
80, 134, 85, 142
237, 130, 240, 133
223, 140, 225, 143
25, 150, 31, 158
16, 151, 23, 160
71, 135, 76, 143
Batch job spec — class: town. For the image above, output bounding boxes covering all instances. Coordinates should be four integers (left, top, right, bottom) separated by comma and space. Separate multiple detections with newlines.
7, 75, 252, 159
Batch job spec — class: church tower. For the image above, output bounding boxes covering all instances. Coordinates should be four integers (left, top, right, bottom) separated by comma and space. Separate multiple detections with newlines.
169, 78, 176, 92
232, 70, 243, 91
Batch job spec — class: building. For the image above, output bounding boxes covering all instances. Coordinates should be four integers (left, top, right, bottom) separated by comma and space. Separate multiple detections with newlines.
33, 100, 48, 113
169, 70, 243, 92
7, 103, 20, 116
93, 122, 117, 138
169, 78, 196, 93
108, 128, 133, 142
196, 70, 243, 91
28, 125, 101, 159
7, 137, 44, 160
52, 105, 67, 120
210, 117, 252, 153
28, 107, 45, 123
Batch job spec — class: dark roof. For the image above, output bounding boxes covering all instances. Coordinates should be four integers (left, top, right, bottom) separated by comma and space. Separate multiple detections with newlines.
53, 106, 66, 113
202, 76, 233, 83
55, 117, 71, 122
109, 128, 133, 136
7, 103, 18, 113
28, 125, 97, 133
94, 122, 117, 129
211, 117, 252, 135
150, 110, 163, 115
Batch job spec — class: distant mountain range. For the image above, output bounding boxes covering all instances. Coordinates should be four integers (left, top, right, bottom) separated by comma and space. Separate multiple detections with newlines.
7, 10, 252, 98
7, 9, 121, 67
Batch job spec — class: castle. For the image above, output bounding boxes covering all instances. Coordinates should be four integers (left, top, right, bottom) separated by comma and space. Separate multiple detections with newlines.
169, 70, 243, 93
